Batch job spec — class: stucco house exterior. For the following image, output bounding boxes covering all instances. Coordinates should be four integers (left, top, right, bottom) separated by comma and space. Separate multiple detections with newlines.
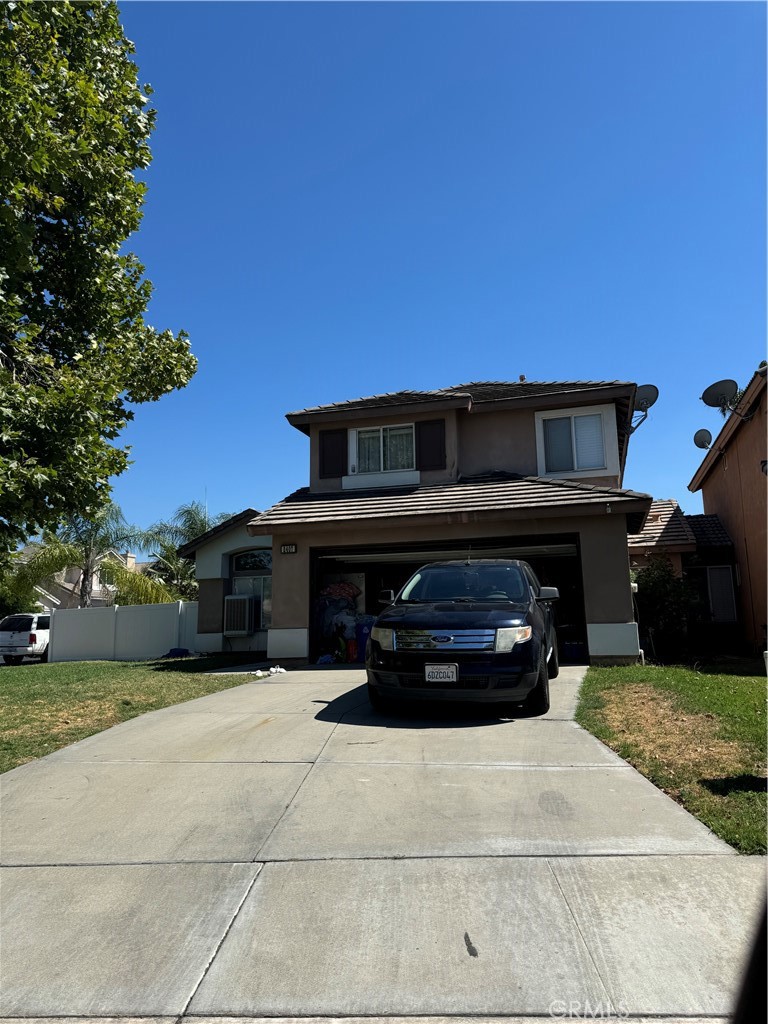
688, 367, 767, 653
185, 380, 655, 665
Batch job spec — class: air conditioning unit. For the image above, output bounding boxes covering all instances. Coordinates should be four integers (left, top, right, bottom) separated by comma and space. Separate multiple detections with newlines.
224, 595, 257, 636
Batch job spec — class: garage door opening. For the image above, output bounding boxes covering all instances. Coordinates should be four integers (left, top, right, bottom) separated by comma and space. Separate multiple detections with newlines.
309, 534, 587, 664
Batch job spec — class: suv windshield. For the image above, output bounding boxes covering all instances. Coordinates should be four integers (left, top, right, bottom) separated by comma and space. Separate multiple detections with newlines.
0, 616, 34, 632
400, 564, 528, 603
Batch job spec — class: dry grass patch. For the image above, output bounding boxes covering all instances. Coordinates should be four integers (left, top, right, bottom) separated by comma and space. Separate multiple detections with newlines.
600, 683, 748, 778
577, 663, 767, 854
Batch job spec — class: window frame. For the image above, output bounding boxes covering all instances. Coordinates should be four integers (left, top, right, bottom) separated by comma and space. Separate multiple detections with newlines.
347, 422, 416, 476
534, 403, 619, 479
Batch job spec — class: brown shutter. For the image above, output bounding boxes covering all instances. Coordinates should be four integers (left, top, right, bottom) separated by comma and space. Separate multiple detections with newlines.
416, 419, 446, 471
319, 429, 347, 478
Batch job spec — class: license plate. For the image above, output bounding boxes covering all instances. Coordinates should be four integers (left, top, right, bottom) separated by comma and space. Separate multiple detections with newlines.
425, 664, 458, 684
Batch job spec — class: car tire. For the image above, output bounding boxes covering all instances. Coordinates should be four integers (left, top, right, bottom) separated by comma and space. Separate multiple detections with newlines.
523, 651, 550, 716
39, 646, 49, 663
547, 633, 560, 679
2, 655, 24, 666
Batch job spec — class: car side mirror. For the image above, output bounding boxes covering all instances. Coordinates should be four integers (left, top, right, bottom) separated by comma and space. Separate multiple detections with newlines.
537, 587, 559, 601
378, 589, 395, 606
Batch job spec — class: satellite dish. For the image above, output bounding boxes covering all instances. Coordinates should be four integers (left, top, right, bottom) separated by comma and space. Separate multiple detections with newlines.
635, 384, 659, 411
694, 428, 712, 450
701, 379, 738, 409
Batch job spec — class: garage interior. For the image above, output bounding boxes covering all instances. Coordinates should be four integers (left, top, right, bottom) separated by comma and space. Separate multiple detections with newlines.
309, 533, 587, 664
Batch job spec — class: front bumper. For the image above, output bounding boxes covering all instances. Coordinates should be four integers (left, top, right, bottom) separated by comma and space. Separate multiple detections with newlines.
366, 640, 540, 702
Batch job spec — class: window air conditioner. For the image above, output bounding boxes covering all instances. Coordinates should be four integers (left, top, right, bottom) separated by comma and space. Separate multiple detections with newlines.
224, 595, 256, 636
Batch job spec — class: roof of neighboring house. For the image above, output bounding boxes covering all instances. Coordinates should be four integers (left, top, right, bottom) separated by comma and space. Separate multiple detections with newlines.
248, 473, 652, 535
688, 368, 767, 492
177, 508, 260, 558
684, 514, 733, 547
627, 499, 696, 551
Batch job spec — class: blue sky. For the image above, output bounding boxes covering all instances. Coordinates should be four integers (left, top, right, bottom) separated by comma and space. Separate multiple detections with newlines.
112, 0, 766, 529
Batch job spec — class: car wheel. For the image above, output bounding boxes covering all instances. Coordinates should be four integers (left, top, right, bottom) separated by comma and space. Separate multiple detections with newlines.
39, 646, 49, 663
523, 651, 550, 716
367, 683, 390, 712
547, 633, 560, 679
2, 655, 24, 666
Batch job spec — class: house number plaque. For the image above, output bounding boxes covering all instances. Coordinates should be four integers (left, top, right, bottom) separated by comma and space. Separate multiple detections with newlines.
280, 543, 298, 555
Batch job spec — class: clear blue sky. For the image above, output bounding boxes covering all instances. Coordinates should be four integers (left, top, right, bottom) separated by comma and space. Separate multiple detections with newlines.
112, 0, 766, 530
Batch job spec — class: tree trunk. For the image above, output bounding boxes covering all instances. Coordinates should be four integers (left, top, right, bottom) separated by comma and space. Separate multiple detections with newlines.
79, 559, 94, 607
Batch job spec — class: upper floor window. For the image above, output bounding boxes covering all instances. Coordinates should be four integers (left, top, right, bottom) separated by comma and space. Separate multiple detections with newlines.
232, 549, 272, 574
535, 404, 619, 478
350, 424, 415, 475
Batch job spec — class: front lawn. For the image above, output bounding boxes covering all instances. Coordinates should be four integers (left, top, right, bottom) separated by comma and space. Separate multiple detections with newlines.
576, 660, 767, 854
0, 655, 266, 774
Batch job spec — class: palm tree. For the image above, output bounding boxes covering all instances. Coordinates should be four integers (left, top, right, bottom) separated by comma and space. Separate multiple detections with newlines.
144, 501, 232, 600
17, 502, 177, 607
146, 500, 233, 548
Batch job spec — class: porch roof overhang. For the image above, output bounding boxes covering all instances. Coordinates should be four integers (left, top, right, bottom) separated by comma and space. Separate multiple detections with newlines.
247, 474, 652, 536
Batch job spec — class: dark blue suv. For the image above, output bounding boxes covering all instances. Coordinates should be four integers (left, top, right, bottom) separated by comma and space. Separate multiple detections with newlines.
366, 559, 559, 715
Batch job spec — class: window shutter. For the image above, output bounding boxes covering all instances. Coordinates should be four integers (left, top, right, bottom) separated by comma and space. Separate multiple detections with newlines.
574, 414, 605, 470
416, 419, 446, 471
319, 429, 348, 478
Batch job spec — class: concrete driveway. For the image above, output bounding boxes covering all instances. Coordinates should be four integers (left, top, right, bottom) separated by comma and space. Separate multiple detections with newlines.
0, 665, 763, 1020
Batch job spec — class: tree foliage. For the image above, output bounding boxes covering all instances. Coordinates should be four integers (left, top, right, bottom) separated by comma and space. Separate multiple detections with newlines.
635, 555, 691, 662
144, 501, 233, 600
0, 1, 197, 552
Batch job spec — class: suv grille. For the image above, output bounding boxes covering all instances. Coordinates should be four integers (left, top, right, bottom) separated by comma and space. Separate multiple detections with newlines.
394, 629, 495, 652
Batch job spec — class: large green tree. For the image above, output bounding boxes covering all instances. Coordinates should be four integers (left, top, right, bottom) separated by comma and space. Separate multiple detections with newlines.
0, 1, 197, 552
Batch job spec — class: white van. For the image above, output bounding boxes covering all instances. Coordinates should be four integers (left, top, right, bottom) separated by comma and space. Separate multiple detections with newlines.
0, 612, 51, 665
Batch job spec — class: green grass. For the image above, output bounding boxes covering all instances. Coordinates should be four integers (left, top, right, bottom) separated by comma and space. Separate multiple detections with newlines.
0, 654, 266, 774
576, 660, 767, 854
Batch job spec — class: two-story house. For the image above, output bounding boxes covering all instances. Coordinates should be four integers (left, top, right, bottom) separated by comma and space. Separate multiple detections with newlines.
688, 367, 767, 653
184, 381, 653, 665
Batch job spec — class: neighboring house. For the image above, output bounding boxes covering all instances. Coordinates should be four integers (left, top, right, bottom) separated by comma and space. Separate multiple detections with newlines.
22, 549, 144, 611
627, 498, 738, 648
183, 381, 653, 664
688, 368, 767, 653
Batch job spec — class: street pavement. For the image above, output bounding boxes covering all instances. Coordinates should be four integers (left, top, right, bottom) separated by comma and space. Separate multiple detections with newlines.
1, 665, 764, 1021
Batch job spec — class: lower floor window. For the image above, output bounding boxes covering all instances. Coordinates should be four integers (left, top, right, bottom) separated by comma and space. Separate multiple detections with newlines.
232, 575, 272, 628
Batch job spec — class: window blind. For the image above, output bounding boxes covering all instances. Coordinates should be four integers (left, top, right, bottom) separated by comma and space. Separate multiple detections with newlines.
574, 414, 605, 470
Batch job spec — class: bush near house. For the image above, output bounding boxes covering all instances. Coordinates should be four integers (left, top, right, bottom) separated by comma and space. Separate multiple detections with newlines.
0, 655, 263, 774
577, 660, 767, 854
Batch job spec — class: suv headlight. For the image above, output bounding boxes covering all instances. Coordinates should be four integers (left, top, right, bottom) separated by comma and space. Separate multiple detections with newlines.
495, 626, 532, 652
371, 626, 394, 651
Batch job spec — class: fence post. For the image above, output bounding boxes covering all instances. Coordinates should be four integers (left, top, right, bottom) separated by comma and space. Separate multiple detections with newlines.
49, 607, 56, 663
112, 604, 118, 661
177, 600, 183, 649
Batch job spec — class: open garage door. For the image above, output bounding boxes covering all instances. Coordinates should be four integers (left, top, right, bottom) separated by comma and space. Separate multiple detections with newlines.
309, 534, 587, 664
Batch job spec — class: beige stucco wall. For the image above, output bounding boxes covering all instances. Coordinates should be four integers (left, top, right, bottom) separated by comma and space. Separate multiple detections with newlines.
269, 512, 634, 633
701, 386, 767, 648
459, 408, 538, 477
194, 525, 270, 580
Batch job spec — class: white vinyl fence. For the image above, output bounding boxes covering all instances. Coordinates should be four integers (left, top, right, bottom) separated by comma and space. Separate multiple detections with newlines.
49, 602, 198, 663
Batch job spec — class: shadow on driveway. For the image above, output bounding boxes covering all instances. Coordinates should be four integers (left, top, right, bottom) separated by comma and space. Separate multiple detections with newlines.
313, 683, 544, 729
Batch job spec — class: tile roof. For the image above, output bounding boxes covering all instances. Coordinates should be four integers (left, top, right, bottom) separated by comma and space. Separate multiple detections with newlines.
627, 500, 696, 550
248, 474, 652, 533
684, 514, 733, 547
287, 380, 633, 417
